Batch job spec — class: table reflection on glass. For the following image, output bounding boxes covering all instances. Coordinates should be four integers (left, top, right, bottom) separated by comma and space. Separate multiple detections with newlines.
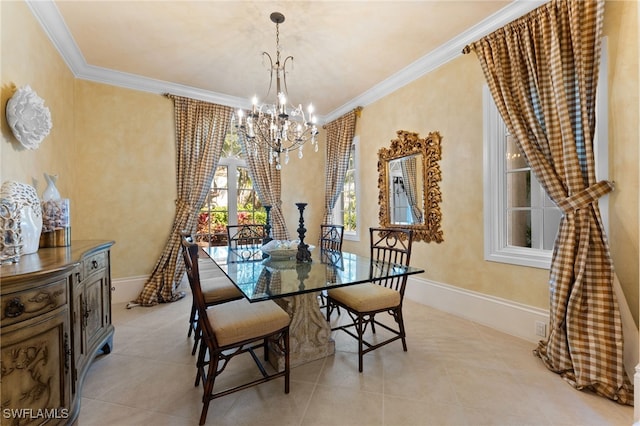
202, 246, 424, 367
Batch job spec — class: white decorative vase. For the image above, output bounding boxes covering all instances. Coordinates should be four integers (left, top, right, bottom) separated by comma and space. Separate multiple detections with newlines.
0, 181, 43, 257
42, 173, 61, 201
40, 173, 71, 248
20, 205, 42, 254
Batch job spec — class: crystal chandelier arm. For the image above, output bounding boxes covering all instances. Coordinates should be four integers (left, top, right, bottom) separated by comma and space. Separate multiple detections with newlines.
281, 55, 294, 99
262, 51, 275, 100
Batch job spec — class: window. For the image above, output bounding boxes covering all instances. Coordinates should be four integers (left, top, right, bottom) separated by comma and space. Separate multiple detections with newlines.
483, 94, 562, 269
333, 136, 360, 241
196, 133, 265, 247
483, 42, 608, 269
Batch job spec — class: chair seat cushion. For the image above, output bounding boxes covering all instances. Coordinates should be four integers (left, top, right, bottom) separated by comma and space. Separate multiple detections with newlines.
200, 276, 242, 304
207, 299, 290, 347
328, 283, 400, 313
198, 262, 224, 275
198, 259, 225, 277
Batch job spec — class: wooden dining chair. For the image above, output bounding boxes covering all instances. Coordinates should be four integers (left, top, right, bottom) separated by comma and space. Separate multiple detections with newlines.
318, 224, 344, 312
182, 232, 243, 355
181, 236, 291, 425
326, 227, 414, 372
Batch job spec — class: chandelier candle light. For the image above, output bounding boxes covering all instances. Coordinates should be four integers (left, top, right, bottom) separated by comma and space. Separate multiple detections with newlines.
235, 12, 318, 170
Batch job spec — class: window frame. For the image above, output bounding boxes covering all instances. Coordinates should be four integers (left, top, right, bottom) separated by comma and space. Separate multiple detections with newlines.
483, 41, 608, 269
196, 134, 265, 247
333, 136, 361, 242
216, 156, 247, 226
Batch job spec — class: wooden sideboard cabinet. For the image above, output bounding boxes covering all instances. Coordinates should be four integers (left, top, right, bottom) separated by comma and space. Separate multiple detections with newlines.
1, 241, 115, 425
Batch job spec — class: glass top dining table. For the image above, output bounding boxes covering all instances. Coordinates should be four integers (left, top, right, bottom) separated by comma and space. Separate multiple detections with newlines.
202, 245, 425, 303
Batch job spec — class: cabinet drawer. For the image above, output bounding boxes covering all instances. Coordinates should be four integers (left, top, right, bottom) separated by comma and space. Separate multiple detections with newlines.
1, 279, 68, 327
82, 251, 107, 280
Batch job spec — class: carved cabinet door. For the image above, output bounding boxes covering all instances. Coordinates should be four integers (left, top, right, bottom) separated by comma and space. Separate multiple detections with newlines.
1, 307, 71, 425
72, 266, 109, 387
80, 250, 110, 352
72, 273, 103, 382
84, 273, 107, 349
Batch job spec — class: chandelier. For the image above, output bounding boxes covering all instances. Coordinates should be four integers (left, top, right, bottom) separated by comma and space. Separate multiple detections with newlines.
235, 12, 318, 170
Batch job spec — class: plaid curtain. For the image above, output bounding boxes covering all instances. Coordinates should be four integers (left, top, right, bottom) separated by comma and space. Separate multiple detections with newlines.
322, 107, 361, 224
465, 0, 632, 404
400, 156, 423, 223
132, 96, 233, 306
239, 134, 289, 241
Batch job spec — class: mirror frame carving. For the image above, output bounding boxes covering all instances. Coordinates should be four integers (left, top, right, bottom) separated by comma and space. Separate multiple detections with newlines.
377, 130, 443, 243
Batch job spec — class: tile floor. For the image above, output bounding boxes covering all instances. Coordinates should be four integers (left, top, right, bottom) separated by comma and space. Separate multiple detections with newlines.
78, 285, 633, 425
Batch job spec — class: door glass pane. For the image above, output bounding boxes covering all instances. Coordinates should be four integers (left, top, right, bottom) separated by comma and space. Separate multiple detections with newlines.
236, 166, 265, 225
507, 210, 531, 248
222, 133, 243, 159
196, 165, 229, 246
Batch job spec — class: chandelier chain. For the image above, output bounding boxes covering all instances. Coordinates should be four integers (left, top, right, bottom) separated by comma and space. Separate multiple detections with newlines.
275, 22, 280, 65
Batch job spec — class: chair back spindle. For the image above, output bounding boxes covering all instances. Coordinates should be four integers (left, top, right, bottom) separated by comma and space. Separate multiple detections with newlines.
320, 224, 344, 252
227, 224, 266, 249
369, 227, 413, 295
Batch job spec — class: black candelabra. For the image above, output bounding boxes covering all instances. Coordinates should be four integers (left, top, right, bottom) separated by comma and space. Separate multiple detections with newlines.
263, 205, 273, 245
295, 203, 312, 263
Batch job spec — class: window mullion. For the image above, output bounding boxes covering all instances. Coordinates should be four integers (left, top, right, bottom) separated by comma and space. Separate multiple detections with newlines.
228, 164, 238, 225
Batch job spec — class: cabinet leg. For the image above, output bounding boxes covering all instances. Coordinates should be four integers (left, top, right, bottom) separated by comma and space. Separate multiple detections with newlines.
100, 336, 113, 354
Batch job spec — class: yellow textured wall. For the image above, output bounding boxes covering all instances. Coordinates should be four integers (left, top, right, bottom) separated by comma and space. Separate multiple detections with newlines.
72, 81, 176, 278
604, 0, 639, 324
280, 128, 327, 247
1, 1, 76, 199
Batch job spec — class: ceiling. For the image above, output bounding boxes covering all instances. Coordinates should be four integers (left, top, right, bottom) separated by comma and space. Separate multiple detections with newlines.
28, 1, 545, 122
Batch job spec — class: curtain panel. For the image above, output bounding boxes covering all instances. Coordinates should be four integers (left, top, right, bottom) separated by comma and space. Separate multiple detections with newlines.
239, 134, 289, 241
400, 156, 423, 224
132, 96, 233, 307
322, 107, 361, 225
465, 0, 632, 404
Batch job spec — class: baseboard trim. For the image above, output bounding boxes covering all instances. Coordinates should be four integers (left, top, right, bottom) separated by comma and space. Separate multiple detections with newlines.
405, 276, 549, 343
111, 275, 148, 304
635, 364, 640, 423
113, 273, 550, 340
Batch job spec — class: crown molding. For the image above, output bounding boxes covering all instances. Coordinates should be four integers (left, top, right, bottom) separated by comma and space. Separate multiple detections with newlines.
27, 0, 546, 124
323, 0, 546, 122
26, 0, 85, 74
25, 0, 251, 110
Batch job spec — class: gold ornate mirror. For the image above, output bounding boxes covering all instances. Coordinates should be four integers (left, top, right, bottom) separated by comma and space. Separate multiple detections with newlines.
377, 130, 443, 243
